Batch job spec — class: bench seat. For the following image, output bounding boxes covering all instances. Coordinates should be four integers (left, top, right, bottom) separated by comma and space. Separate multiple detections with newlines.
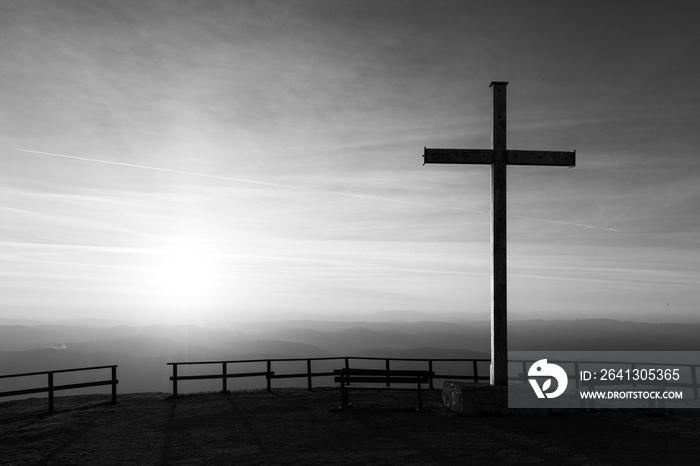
333, 368, 434, 410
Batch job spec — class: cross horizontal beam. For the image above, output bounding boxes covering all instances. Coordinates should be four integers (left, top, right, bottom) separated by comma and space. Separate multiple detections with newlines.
423, 148, 576, 167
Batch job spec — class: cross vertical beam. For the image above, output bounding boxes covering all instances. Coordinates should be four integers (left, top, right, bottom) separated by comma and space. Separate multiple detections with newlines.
490, 82, 508, 386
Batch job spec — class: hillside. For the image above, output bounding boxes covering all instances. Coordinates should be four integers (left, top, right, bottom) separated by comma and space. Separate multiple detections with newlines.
1, 390, 699, 465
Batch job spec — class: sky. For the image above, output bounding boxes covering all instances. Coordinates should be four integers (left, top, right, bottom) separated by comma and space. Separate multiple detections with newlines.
0, 0, 698, 325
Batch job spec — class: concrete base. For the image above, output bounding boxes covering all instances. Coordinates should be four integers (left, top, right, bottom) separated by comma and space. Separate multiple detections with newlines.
442, 381, 508, 416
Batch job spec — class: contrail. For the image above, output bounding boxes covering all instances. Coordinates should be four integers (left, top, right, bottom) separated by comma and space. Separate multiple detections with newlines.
512, 215, 621, 233
11, 148, 482, 213
12, 148, 615, 231
12, 148, 308, 190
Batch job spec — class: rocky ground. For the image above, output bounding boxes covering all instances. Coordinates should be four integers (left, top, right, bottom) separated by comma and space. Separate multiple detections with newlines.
1, 388, 700, 465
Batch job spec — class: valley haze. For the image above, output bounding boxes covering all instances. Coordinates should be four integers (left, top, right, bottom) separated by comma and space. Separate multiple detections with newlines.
2, 312, 699, 397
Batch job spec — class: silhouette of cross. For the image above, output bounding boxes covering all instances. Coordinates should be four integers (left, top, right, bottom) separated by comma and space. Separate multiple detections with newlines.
423, 82, 575, 386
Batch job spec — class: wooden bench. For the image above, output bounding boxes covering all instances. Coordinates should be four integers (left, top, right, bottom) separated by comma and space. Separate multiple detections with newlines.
333, 368, 434, 410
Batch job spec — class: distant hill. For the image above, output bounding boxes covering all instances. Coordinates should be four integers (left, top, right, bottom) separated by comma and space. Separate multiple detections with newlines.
353, 347, 489, 360
1, 317, 699, 395
509, 319, 700, 351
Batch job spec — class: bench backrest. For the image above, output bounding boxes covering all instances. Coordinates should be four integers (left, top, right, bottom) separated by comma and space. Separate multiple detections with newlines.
334, 368, 434, 384
335, 368, 433, 376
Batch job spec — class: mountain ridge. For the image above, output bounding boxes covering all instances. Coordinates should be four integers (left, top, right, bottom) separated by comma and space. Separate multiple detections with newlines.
1, 318, 698, 395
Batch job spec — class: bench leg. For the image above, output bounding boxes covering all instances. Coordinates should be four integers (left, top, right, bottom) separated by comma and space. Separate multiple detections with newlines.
417, 381, 424, 411
341, 380, 349, 408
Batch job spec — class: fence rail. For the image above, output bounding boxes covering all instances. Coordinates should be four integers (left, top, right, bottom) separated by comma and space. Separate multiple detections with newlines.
167, 357, 489, 396
0, 365, 118, 412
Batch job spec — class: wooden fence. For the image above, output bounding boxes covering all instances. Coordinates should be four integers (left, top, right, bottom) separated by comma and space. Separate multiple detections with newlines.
0, 365, 118, 412
167, 357, 489, 396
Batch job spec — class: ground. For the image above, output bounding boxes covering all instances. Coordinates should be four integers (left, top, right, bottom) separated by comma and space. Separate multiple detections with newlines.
1, 389, 699, 465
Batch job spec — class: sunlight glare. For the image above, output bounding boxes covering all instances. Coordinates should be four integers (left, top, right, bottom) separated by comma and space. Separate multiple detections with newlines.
148, 244, 221, 324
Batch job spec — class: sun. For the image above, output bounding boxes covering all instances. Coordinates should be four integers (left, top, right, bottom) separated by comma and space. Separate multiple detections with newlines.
146, 244, 221, 324
156, 250, 212, 297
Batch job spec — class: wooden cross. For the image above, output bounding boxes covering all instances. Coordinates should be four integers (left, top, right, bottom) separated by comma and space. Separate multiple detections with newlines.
423, 82, 575, 386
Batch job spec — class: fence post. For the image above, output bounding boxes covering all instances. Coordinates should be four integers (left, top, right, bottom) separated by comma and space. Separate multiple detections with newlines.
111, 366, 118, 403
692, 365, 698, 399
48, 372, 54, 412
266, 360, 272, 392
428, 360, 434, 389
575, 362, 585, 409
385, 359, 391, 387
307, 359, 312, 391
172, 364, 178, 397
344, 357, 349, 370
222, 362, 228, 393
473, 360, 479, 382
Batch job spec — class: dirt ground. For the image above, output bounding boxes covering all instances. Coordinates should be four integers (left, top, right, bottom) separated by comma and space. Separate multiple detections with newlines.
1, 388, 700, 465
